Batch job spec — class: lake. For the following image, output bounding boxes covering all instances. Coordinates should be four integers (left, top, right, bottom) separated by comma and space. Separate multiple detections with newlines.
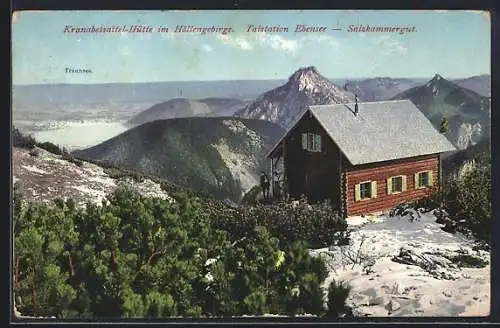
32, 121, 131, 151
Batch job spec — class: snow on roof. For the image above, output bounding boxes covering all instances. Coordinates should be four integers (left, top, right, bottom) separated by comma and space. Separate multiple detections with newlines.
267, 99, 457, 165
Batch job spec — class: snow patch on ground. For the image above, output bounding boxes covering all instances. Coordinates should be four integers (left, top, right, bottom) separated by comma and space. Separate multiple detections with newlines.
432, 85, 438, 95
87, 175, 117, 188
311, 212, 490, 317
13, 147, 173, 206
21, 165, 47, 174
71, 185, 108, 204
131, 178, 174, 203
456, 122, 482, 150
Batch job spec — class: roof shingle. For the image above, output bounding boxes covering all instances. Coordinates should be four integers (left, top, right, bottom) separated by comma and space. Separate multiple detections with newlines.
268, 99, 457, 165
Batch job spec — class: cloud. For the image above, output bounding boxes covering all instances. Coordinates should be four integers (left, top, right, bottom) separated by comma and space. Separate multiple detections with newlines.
201, 44, 213, 53
160, 32, 201, 41
431, 10, 489, 22
373, 34, 391, 43
301, 34, 338, 48
215, 32, 343, 55
256, 33, 300, 53
216, 32, 300, 53
217, 34, 253, 50
160, 32, 174, 40
385, 41, 407, 55
122, 45, 132, 56
139, 33, 153, 40
372, 35, 408, 55
465, 10, 490, 22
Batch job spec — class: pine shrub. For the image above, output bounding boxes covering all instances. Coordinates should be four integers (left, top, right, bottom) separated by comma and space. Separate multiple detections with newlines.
36, 141, 64, 155
13, 127, 36, 149
410, 151, 491, 243
326, 279, 351, 318
13, 186, 334, 318
209, 197, 350, 249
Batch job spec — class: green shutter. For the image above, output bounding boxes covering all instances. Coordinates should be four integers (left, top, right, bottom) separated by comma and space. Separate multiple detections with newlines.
301, 133, 308, 150
428, 171, 434, 187
315, 134, 321, 152
402, 175, 407, 192
354, 184, 361, 202
387, 178, 392, 195
414, 173, 420, 189
371, 181, 377, 198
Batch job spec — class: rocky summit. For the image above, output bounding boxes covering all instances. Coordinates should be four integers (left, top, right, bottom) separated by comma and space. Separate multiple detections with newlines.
235, 66, 355, 129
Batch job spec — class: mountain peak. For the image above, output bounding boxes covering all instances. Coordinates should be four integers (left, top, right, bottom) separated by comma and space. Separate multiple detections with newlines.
288, 66, 321, 82
236, 67, 355, 128
286, 66, 332, 93
432, 74, 445, 82
425, 73, 453, 91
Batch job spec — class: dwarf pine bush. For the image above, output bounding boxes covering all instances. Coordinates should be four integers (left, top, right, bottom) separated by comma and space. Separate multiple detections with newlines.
326, 279, 351, 318
13, 185, 338, 318
412, 151, 491, 243
209, 196, 350, 249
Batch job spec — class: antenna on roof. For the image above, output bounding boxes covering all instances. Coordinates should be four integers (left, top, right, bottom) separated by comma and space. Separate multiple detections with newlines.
354, 94, 359, 116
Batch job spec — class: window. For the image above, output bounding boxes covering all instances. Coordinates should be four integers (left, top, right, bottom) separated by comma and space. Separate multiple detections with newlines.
301, 133, 321, 152
355, 181, 377, 201
414, 171, 434, 188
419, 172, 429, 187
360, 182, 371, 199
387, 175, 407, 195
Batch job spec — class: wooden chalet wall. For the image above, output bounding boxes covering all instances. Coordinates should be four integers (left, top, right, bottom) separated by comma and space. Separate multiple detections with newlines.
344, 153, 440, 216
284, 110, 345, 210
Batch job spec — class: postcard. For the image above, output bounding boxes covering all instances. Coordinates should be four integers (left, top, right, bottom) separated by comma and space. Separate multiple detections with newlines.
11, 10, 491, 320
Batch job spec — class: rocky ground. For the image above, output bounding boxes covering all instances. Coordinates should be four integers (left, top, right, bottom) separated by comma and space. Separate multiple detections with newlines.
12, 146, 174, 319
311, 211, 490, 317
12, 146, 490, 318
12, 146, 172, 205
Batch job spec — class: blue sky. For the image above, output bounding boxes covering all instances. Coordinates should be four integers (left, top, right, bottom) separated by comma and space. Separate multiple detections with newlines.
12, 10, 490, 85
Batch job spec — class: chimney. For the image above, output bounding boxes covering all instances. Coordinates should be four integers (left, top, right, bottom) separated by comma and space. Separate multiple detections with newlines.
354, 94, 359, 116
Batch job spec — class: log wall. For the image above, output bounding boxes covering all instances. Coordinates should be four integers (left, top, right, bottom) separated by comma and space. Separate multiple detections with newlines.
345, 154, 440, 216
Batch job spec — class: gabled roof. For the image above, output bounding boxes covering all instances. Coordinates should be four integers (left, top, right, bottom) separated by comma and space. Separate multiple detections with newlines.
267, 99, 457, 165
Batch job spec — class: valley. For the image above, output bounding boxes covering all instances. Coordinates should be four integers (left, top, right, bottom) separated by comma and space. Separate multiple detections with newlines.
11, 9, 491, 320
11, 68, 491, 319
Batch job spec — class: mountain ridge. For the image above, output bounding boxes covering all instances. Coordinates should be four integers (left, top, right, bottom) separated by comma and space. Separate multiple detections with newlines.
128, 97, 248, 125
343, 77, 421, 102
73, 116, 285, 202
392, 74, 490, 150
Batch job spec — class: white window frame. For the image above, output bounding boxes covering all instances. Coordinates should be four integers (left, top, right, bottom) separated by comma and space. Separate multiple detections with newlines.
354, 180, 377, 202
414, 170, 434, 189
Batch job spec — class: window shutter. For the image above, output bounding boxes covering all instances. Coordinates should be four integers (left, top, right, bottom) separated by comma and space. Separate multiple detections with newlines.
402, 175, 407, 192
315, 134, 321, 152
414, 173, 420, 189
428, 171, 434, 187
386, 178, 392, 195
301, 133, 308, 150
371, 181, 377, 198
354, 184, 361, 202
